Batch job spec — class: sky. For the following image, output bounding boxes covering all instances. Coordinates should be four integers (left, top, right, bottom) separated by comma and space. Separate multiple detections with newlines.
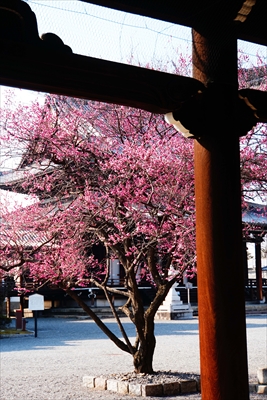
25, 0, 267, 66
25, 0, 193, 65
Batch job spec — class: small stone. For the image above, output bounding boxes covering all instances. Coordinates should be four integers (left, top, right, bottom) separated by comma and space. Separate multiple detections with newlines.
257, 385, 267, 394
129, 382, 142, 396
257, 368, 267, 384
163, 381, 180, 395
117, 380, 128, 394
180, 379, 197, 393
82, 376, 95, 388
94, 377, 107, 390
142, 383, 163, 396
107, 379, 118, 392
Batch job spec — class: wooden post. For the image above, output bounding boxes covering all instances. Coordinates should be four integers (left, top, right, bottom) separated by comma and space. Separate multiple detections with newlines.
19, 294, 24, 315
6, 296, 10, 318
242, 241, 249, 283
255, 239, 263, 302
192, 26, 249, 399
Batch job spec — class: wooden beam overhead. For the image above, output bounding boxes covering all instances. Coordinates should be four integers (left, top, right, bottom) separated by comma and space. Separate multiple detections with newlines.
2, 38, 266, 125
0, 0, 266, 122
0, 0, 266, 128
0, 39, 204, 114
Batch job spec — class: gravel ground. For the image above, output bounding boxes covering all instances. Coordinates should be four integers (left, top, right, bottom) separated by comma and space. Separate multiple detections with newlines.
0, 314, 266, 400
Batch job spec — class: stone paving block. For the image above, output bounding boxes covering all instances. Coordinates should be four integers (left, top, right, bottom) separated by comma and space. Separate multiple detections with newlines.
94, 376, 107, 390
107, 379, 118, 392
129, 382, 142, 396
257, 368, 267, 384
82, 376, 95, 388
257, 385, 267, 394
117, 380, 129, 394
163, 381, 180, 395
180, 379, 197, 393
82, 375, 201, 397
142, 383, 163, 397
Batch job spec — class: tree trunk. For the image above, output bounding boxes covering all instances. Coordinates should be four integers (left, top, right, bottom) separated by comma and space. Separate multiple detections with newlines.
133, 320, 156, 373
133, 338, 155, 373
130, 280, 174, 373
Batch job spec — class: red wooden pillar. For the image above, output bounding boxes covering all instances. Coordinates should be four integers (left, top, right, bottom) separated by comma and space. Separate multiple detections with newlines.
192, 27, 249, 399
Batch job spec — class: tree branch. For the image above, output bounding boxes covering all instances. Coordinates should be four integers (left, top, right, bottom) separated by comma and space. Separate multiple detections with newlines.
65, 288, 131, 354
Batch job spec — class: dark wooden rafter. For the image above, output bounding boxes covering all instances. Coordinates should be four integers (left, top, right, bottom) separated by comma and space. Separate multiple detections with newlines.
0, 0, 266, 136
239, 89, 267, 124
0, 39, 204, 115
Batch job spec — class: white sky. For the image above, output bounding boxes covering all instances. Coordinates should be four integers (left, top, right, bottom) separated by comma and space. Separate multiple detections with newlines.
24, 0, 266, 66
26, 0, 192, 65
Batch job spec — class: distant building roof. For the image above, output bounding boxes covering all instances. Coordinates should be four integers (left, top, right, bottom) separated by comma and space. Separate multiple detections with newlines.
0, 221, 48, 247
242, 202, 267, 230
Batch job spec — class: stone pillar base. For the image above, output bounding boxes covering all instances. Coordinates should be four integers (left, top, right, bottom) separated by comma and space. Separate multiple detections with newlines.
155, 310, 193, 320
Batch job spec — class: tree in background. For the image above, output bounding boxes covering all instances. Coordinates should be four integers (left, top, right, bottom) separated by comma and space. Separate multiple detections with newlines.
238, 56, 267, 202
0, 96, 196, 373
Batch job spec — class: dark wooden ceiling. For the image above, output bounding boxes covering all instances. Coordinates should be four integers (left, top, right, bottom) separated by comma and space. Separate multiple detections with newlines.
79, 0, 267, 47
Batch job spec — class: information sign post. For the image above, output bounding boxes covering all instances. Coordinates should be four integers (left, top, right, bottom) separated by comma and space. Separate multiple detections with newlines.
28, 294, 44, 337
185, 282, 193, 309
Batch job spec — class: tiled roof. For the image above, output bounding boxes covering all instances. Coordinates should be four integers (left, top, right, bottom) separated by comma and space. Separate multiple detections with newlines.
242, 202, 267, 229
0, 226, 48, 247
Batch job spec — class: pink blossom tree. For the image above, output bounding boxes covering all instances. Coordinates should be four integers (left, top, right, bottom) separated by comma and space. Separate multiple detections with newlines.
0, 96, 196, 373
0, 55, 266, 373
238, 60, 267, 202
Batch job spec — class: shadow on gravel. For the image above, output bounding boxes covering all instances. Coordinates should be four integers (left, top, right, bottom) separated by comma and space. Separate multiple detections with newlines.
0, 318, 199, 352
246, 315, 267, 329
246, 323, 267, 329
